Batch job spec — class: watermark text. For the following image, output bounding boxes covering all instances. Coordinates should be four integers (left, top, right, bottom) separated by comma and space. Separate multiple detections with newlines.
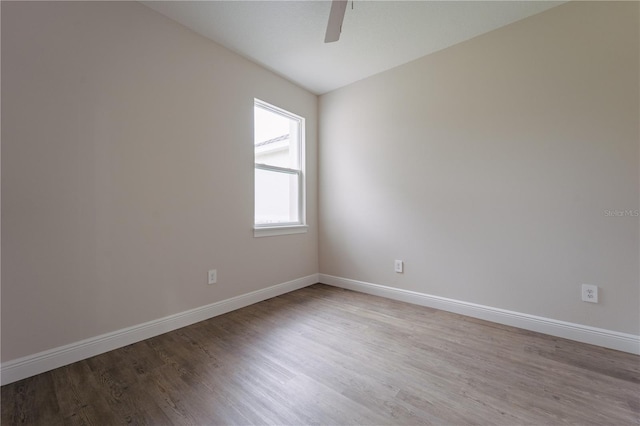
604, 209, 639, 217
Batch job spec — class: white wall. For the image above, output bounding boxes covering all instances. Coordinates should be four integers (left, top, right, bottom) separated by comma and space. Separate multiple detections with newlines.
1, 1, 318, 362
319, 1, 639, 335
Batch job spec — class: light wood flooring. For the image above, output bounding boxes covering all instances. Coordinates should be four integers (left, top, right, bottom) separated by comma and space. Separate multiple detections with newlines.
2, 284, 639, 425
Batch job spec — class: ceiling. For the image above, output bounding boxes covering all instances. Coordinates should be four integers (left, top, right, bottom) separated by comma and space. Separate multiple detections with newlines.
143, 1, 564, 95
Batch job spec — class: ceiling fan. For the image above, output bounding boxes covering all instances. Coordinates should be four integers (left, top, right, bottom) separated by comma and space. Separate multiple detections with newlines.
324, 0, 348, 43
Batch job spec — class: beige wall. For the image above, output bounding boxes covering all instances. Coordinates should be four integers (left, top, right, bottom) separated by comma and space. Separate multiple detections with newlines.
319, 1, 639, 334
1, 1, 318, 362
2, 0, 638, 366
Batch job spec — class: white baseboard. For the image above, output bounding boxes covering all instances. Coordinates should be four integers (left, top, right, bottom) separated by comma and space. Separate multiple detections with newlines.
1, 274, 319, 386
4, 272, 637, 386
319, 274, 640, 355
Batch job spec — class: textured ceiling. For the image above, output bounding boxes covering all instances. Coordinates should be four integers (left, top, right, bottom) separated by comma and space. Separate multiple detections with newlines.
143, 1, 564, 95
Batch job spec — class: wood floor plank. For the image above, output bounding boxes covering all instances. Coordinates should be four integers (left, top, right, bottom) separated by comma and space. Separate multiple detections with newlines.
50, 360, 121, 425
2, 284, 639, 425
0, 373, 60, 425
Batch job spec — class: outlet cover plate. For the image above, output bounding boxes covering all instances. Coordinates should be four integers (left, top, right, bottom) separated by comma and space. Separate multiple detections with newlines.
208, 269, 217, 285
581, 284, 598, 303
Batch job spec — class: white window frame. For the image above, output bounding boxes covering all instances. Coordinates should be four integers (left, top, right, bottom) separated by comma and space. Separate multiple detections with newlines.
254, 99, 307, 237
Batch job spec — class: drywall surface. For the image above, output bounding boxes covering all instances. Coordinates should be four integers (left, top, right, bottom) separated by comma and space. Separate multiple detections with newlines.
319, 1, 639, 334
1, 1, 318, 362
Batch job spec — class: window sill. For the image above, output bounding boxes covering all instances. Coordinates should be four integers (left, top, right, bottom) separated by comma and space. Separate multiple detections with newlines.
254, 225, 308, 238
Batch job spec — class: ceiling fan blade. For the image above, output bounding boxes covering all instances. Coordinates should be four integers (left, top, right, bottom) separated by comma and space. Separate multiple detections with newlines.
324, 0, 348, 43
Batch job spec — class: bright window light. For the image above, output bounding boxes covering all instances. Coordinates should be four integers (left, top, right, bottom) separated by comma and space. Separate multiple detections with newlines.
254, 99, 305, 229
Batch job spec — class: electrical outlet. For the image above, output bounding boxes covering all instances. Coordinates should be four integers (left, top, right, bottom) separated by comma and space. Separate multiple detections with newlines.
394, 260, 404, 273
581, 284, 598, 303
208, 269, 217, 285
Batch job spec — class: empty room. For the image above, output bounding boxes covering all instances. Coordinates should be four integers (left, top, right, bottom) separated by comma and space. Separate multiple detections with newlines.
1, 0, 639, 424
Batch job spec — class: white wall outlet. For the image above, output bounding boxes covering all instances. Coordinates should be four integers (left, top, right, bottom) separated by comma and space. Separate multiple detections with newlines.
581, 284, 598, 303
394, 260, 404, 273
208, 269, 217, 285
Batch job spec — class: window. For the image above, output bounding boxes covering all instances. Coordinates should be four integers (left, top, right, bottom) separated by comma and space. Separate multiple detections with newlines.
254, 99, 306, 237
